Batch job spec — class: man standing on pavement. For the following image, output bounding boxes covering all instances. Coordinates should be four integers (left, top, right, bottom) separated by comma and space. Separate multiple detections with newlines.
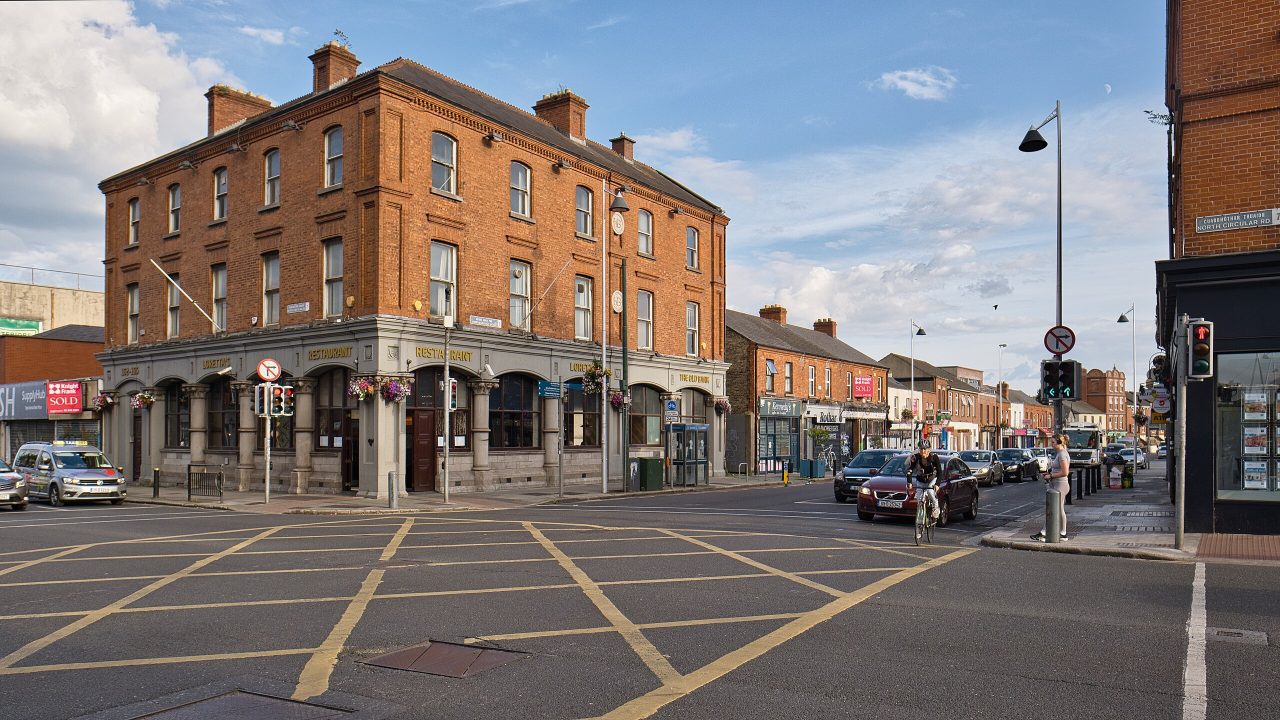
1032, 434, 1071, 542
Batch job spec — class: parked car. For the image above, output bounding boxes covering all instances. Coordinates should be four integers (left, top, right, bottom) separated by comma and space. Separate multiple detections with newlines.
1028, 447, 1051, 473
996, 448, 1039, 482
834, 449, 902, 502
1118, 448, 1149, 469
11, 441, 126, 506
0, 458, 28, 511
957, 450, 1004, 486
1157, 444, 1168, 459
1103, 443, 1126, 455
856, 454, 979, 526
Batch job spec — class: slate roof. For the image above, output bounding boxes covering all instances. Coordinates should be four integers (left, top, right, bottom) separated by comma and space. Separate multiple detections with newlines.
879, 353, 973, 391
1007, 388, 1045, 406
725, 310, 885, 368
31, 325, 104, 343
1066, 400, 1106, 415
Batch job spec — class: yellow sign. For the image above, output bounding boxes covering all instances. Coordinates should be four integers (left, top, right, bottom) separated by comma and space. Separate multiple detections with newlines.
120, 367, 140, 377
569, 362, 595, 372
416, 346, 473, 362
307, 346, 353, 361
202, 357, 231, 369
679, 373, 710, 384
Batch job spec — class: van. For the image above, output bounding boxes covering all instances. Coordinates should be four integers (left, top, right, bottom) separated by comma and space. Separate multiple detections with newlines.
11, 441, 126, 506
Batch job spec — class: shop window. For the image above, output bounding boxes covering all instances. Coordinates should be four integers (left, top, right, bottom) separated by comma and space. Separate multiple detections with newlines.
164, 384, 190, 448
564, 380, 599, 448
410, 367, 470, 449
680, 388, 708, 424
1215, 352, 1280, 502
206, 379, 239, 450
258, 374, 295, 451
629, 385, 663, 446
490, 374, 540, 449
315, 368, 356, 452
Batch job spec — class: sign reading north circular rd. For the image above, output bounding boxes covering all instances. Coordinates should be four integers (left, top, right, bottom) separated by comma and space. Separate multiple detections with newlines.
1043, 325, 1076, 355
256, 358, 282, 382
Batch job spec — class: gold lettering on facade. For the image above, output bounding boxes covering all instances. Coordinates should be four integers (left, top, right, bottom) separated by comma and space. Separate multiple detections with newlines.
307, 346, 353, 361
569, 362, 594, 372
121, 367, 140, 377
679, 373, 710, 384
202, 358, 231, 369
415, 347, 473, 362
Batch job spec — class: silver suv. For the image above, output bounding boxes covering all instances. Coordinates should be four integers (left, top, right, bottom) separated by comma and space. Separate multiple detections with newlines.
11, 442, 126, 506
0, 457, 28, 510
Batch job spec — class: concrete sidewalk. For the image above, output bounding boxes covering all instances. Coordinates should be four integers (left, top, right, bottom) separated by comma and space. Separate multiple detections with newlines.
125, 473, 787, 515
980, 464, 1280, 565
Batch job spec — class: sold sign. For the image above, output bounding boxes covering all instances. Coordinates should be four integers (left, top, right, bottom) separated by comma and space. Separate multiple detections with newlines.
46, 381, 83, 415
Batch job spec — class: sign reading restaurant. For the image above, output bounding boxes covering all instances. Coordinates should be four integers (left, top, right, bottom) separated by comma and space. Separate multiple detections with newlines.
1195, 208, 1278, 234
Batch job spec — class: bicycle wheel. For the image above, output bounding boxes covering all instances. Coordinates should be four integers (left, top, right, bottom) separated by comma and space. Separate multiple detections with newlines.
914, 498, 926, 546
924, 502, 934, 544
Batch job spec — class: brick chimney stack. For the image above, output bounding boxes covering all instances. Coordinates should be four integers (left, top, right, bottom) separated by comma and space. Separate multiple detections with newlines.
610, 132, 635, 160
204, 85, 273, 137
534, 90, 589, 140
759, 305, 787, 325
309, 41, 360, 94
813, 318, 837, 337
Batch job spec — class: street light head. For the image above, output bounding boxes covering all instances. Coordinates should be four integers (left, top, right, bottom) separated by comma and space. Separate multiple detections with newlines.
1117, 313, 1130, 323
915, 327, 927, 336
1018, 127, 1048, 153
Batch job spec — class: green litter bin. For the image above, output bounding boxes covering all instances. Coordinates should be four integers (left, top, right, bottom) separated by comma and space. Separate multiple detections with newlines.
636, 457, 664, 491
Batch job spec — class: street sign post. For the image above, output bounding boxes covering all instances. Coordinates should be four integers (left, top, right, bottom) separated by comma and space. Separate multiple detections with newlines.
537, 380, 561, 398
664, 399, 679, 424
1043, 325, 1076, 355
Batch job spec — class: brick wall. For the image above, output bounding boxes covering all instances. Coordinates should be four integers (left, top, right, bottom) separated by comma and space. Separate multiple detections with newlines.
0, 338, 103, 383
748, 346, 886, 405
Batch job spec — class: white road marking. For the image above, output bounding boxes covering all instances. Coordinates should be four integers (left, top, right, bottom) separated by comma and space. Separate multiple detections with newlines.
0, 511, 230, 531
1183, 562, 1207, 720
543, 505, 986, 534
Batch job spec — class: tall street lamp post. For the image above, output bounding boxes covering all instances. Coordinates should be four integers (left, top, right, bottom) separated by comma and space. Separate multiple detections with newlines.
996, 343, 1007, 449
1019, 99, 1064, 433
1118, 304, 1138, 471
910, 320, 926, 446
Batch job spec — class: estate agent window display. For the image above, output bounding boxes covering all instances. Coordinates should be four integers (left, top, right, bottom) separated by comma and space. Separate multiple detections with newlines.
1215, 352, 1280, 502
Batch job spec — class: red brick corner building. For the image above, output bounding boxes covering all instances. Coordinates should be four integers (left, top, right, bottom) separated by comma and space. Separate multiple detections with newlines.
97, 44, 729, 496
1159, 2, 1280, 532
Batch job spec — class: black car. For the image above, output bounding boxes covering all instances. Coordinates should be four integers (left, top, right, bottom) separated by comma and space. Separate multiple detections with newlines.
995, 448, 1039, 482
957, 450, 1004, 487
834, 449, 901, 502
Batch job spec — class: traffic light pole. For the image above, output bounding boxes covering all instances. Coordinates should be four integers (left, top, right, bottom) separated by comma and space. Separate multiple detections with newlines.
1175, 313, 1188, 550
264, 410, 272, 506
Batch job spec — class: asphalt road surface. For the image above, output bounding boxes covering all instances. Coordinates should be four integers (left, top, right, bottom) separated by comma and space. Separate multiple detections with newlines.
0, 480, 1274, 720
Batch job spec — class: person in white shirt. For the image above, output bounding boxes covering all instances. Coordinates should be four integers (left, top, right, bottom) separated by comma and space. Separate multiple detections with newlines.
1031, 434, 1071, 542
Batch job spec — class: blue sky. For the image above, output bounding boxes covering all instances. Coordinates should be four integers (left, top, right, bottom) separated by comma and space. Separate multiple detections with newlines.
0, 1, 1168, 394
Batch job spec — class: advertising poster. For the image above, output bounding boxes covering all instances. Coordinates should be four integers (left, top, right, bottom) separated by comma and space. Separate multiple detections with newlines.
1243, 426, 1268, 455
1243, 391, 1269, 421
46, 381, 83, 415
1242, 460, 1269, 490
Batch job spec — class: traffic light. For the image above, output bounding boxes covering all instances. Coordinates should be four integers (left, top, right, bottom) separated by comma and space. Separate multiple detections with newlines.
1058, 360, 1083, 400
270, 384, 285, 416
1149, 353, 1170, 386
1188, 320, 1214, 379
1040, 359, 1061, 399
280, 385, 295, 416
254, 383, 267, 417
449, 378, 458, 410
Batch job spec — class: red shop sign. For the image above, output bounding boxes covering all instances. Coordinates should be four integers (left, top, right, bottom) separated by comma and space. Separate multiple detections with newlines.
46, 381, 83, 415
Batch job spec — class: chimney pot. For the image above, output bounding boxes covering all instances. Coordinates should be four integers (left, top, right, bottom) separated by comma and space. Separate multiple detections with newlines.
813, 318, 837, 337
610, 132, 635, 160
534, 90, 589, 139
759, 305, 787, 325
309, 41, 360, 94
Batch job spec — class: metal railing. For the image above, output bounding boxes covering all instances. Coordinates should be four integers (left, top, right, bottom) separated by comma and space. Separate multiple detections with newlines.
0, 263, 104, 291
187, 467, 224, 501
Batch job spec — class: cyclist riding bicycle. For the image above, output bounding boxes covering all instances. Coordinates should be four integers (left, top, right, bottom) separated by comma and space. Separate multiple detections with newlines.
905, 439, 944, 520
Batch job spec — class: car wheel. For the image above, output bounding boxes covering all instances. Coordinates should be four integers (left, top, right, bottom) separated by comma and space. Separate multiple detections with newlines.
110, 498, 124, 505
996, 471, 1004, 486
857, 510, 874, 521
964, 493, 977, 520
15, 502, 27, 511
834, 493, 847, 503
935, 498, 950, 527
48, 484, 63, 507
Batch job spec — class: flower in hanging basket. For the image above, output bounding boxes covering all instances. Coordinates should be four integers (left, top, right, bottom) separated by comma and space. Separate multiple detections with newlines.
91, 393, 115, 413
714, 398, 732, 416
380, 377, 414, 403
346, 376, 379, 400
609, 390, 629, 410
130, 391, 155, 409
580, 360, 612, 395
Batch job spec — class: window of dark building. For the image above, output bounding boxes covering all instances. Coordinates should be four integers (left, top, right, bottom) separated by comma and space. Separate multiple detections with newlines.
410, 367, 470, 449
315, 368, 356, 452
564, 379, 599, 447
258, 375, 294, 451
680, 388, 709, 424
207, 379, 239, 450
630, 385, 663, 446
490, 374, 540, 449
164, 384, 190, 448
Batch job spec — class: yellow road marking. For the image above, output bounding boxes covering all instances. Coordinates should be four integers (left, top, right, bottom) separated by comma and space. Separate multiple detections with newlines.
0, 647, 317, 676
467, 612, 808, 643
291, 518, 413, 701
524, 522, 680, 684
0, 545, 91, 578
0, 526, 281, 670
658, 530, 843, 598
593, 548, 975, 720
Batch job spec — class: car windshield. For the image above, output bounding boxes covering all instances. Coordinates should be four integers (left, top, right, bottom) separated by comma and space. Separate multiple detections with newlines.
996, 449, 1024, 461
1119, 449, 1139, 457
958, 451, 991, 463
878, 456, 909, 476
847, 452, 894, 468
52, 451, 111, 469
1029, 448, 1047, 457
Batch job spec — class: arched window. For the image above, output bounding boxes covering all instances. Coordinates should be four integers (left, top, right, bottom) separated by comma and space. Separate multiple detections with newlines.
164, 383, 190, 448
565, 379, 599, 448
431, 132, 457, 193
263, 149, 280, 205
315, 368, 356, 452
207, 378, 239, 450
490, 374, 540, 449
510, 161, 530, 216
629, 385, 663, 446
324, 126, 343, 187
681, 388, 709, 424
410, 367, 470, 449
637, 209, 653, 255
258, 374, 294, 451
575, 185, 593, 236
212, 167, 228, 220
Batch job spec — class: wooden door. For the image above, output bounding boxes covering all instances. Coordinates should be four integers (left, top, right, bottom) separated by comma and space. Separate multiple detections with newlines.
131, 409, 143, 483
341, 412, 358, 492
411, 409, 437, 492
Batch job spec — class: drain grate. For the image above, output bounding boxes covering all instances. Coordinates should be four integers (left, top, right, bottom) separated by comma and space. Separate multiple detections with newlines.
363, 640, 526, 678
130, 690, 349, 719
1106, 526, 1173, 533
1111, 510, 1174, 517
1207, 627, 1268, 646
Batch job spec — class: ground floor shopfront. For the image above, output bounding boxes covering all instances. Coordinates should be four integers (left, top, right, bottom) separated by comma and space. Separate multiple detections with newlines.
747, 398, 888, 474
1157, 249, 1280, 533
0, 379, 102, 458
96, 316, 728, 497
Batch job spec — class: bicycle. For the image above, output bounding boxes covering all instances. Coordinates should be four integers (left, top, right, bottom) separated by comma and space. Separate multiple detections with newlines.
912, 483, 937, 545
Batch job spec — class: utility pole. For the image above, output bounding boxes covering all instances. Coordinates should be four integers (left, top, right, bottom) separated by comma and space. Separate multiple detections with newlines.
1174, 314, 1188, 550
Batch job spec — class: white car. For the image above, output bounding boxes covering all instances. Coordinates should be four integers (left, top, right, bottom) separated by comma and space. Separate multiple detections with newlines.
1118, 448, 1149, 470
1028, 447, 1051, 473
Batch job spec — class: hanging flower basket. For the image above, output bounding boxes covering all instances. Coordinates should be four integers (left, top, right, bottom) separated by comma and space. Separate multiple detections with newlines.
581, 360, 611, 395
130, 391, 155, 409
347, 376, 379, 401
714, 398, 732, 416
380, 377, 414, 403
91, 393, 115, 413
609, 390, 629, 410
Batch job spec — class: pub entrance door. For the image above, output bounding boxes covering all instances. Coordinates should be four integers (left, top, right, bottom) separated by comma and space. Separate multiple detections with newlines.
409, 410, 437, 492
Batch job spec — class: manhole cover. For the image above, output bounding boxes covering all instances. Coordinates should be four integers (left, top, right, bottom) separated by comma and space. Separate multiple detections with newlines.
130, 690, 349, 719
364, 640, 526, 678
1207, 627, 1268, 645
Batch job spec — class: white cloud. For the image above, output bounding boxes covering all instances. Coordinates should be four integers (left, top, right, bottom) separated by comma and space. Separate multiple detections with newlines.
634, 127, 705, 155
238, 25, 285, 45
873, 66, 958, 101
0, 1, 235, 275
587, 16, 626, 30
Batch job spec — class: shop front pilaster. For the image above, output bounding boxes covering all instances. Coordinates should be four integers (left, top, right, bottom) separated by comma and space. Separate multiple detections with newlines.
231, 381, 256, 490
291, 377, 316, 493
143, 387, 164, 481
183, 384, 208, 467
468, 377, 498, 488
542, 394, 562, 484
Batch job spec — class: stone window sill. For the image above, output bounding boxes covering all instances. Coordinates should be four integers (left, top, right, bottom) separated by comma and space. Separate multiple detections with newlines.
431, 188, 463, 203
318, 184, 343, 197
258, 203, 280, 214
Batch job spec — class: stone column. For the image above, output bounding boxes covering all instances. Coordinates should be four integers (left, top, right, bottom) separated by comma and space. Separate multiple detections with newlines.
712, 395, 729, 479
468, 377, 498, 488
231, 380, 256, 491
99, 391, 119, 462
542, 394, 561, 485
291, 377, 317, 493
143, 387, 164, 485
184, 384, 209, 468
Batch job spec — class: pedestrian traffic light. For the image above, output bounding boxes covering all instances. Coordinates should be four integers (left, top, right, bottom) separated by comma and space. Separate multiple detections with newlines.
449, 378, 458, 410
270, 384, 285, 416
254, 383, 268, 417
1040, 359, 1061, 399
1057, 360, 1082, 400
279, 385, 295, 416
1189, 320, 1214, 379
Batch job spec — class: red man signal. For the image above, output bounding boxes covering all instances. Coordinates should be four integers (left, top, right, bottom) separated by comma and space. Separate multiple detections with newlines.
1189, 320, 1214, 379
